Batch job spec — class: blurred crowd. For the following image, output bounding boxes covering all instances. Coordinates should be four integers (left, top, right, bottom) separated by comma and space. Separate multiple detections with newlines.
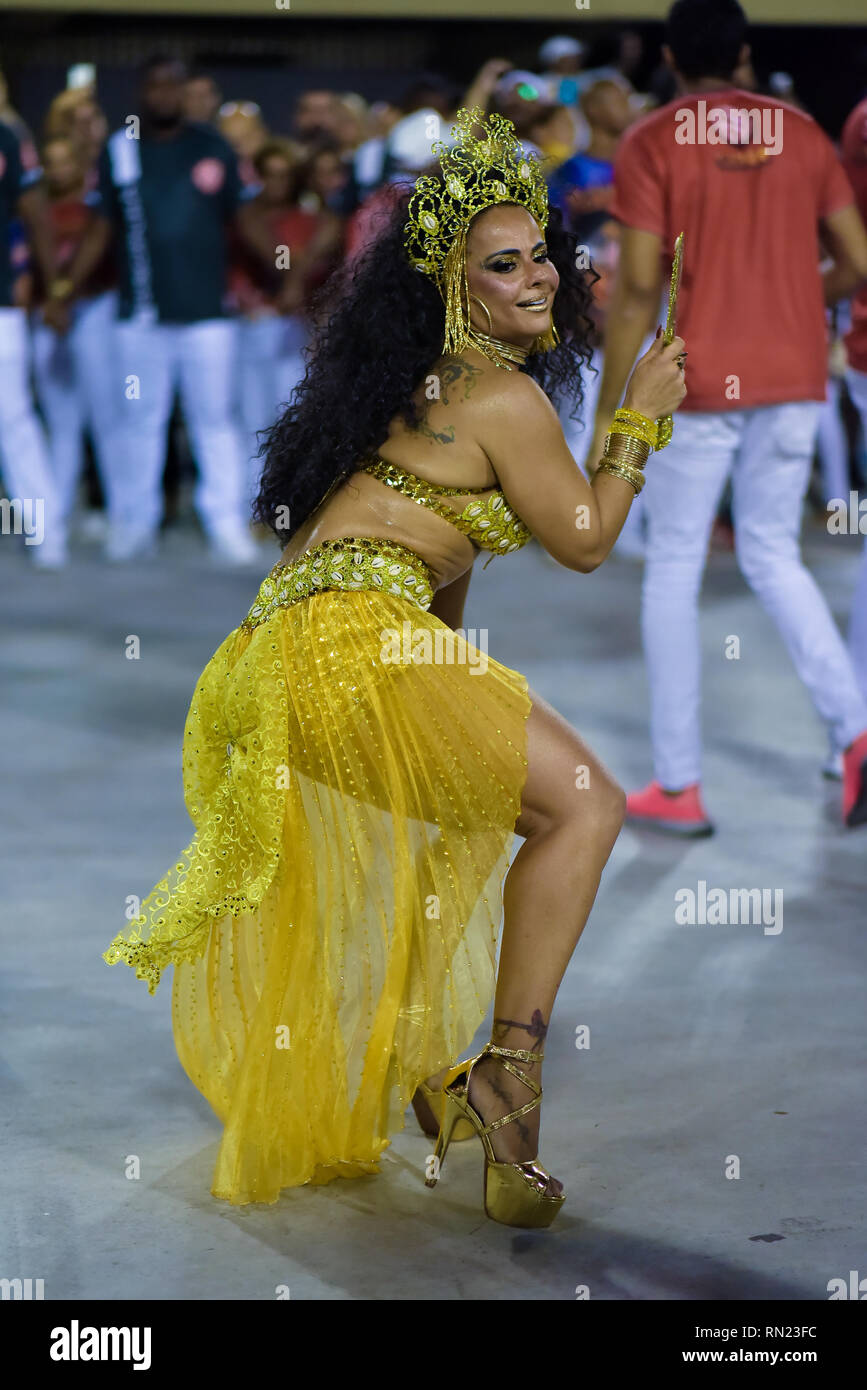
0, 29, 865, 568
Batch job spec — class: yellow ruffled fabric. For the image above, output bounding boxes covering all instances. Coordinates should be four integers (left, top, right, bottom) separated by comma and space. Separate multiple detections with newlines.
103, 582, 531, 1205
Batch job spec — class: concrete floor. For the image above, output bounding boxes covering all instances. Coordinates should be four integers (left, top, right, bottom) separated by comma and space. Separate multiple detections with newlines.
2, 515, 865, 1301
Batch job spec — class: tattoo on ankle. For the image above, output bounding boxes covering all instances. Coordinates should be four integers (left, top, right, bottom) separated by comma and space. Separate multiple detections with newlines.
487, 1067, 531, 1145
493, 1009, 548, 1044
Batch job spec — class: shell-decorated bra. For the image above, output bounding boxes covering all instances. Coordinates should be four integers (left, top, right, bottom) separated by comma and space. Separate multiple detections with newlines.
359, 454, 532, 565
239, 454, 532, 634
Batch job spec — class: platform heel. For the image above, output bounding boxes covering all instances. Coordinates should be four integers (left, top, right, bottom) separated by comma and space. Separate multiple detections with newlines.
424, 1044, 565, 1228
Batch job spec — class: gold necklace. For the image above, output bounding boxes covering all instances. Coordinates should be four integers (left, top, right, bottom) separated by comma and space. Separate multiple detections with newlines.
465, 326, 529, 371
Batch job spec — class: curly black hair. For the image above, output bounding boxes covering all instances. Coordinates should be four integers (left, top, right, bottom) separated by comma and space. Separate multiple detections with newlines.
253, 182, 598, 542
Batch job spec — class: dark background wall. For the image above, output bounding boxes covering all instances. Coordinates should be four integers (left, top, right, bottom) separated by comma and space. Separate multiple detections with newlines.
1, 11, 865, 140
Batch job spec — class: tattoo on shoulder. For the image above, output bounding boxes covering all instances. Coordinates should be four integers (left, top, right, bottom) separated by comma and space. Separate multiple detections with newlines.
439, 357, 483, 402
413, 357, 482, 445
417, 421, 456, 444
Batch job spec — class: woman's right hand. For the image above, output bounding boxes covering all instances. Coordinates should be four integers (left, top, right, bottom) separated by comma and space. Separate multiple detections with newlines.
622, 329, 687, 421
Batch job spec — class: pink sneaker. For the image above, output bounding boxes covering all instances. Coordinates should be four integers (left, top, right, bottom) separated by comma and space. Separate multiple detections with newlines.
626, 780, 715, 836
842, 731, 867, 827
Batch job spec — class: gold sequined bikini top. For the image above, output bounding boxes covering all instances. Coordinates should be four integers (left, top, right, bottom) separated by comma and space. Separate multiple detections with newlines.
359, 454, 532, 567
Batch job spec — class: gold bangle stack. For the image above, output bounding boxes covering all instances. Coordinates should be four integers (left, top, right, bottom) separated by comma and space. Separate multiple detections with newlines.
610, 407, 658, 448
594, 406, 655, 495
596, 458, 646, 494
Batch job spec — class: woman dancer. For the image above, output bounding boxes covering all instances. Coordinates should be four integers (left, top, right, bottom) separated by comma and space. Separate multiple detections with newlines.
232, 137, 343, 505
102, 109, 685, 1227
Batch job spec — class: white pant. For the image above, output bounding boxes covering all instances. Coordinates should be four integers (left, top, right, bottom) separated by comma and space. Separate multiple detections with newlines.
816, 376, 849, 504
0, 306, 65, 562
843, 367, 867, 701
113, 317, 248, 539
641, 401, 867, 787
31, 291, 119, 522
237, 314, 309, 507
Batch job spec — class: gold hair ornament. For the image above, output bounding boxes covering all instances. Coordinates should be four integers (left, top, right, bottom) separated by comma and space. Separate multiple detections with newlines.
404, 106, 559, 366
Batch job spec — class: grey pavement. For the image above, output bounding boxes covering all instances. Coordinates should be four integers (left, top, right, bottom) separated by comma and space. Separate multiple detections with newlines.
2, 515, 865, 1301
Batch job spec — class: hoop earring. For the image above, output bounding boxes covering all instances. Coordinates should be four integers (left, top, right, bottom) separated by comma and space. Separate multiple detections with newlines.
468, 293, 494, 336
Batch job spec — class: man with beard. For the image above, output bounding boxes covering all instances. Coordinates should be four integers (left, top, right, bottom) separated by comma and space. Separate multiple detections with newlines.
56, 55, 256, 563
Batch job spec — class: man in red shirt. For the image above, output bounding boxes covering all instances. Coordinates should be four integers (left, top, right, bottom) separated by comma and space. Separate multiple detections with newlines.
588, 0, 867, 830
840, 94, 867, 710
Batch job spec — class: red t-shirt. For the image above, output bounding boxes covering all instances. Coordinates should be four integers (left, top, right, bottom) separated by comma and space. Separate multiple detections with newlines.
228, 205, 322, 314
30, 196, 116, 305
612, 88, 854, 411
841, 96, 867, 375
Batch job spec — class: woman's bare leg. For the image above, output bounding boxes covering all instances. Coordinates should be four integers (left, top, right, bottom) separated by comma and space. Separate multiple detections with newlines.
453, 689, 625, 1190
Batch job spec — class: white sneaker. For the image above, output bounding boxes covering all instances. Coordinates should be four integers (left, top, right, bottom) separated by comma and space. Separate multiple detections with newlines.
104, 524, 159, 563
30, 542, 68, 571
822, 746, 844, 781
76, 509, 110, 544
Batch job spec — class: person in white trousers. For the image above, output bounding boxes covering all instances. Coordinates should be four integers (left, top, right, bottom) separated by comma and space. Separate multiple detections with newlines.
50, 57, 257, 564
638, 400, 867, 797
230, 138, 341, 508
843, 367, 867, 704
109, 314, 249, 559
839, 93, 867, 711
0, 307, 66, 568
587, 0, 867, 830
0, 120, 66, 568
237, 313, 309, 508
28, 134, 119, 533
31, 288, 119, 528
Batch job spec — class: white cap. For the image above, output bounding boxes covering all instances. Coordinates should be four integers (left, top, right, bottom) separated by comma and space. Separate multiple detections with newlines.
539, 36, 586, 66
494, 70, 550, 103
386, 107, 456, 172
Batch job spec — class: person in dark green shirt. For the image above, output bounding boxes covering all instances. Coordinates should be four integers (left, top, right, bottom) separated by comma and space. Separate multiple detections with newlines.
97, 69, 243, 324
54, 56, 276, 563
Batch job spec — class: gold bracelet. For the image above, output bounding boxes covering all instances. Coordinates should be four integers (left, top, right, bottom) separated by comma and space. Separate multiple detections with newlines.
596, 458, 645, 495
613, 406, 658, 444
604, 433, 650, 467
608, 428, 655, 456
614, 406, 655, 426
596, 461, 644, 494
611, 415, 656, 441
49, 277, 74, 301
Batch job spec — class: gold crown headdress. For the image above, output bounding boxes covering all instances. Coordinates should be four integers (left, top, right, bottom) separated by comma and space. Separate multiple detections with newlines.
404, 106, 558, 363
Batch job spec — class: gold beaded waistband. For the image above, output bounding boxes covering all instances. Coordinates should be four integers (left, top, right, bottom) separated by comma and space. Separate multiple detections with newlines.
240, 536, 436, 631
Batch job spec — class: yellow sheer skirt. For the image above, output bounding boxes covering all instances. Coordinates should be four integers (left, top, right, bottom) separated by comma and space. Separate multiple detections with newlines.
103, 538, 532, 1205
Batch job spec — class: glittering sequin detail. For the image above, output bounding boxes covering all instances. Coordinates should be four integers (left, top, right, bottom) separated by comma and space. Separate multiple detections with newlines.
100, 540, 535, 1202
360, 455, 532, 557
240, 536, 435, 632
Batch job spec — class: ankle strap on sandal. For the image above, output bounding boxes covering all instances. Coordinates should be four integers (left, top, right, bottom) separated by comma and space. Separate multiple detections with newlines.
486, 1043, 545, 1064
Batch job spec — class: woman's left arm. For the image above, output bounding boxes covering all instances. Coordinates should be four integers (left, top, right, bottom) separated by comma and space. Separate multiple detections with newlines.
428, 566, 472, 630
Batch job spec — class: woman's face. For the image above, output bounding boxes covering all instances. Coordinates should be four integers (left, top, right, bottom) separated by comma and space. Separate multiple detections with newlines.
310, 151, 346, 200
260, 155, 294, 204
464, 203, 559, 349
70, 99, 106, 157
43, 138, 82, 194
220, 112, 266, 159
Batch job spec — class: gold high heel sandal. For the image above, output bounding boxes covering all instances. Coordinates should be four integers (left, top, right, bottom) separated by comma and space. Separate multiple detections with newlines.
412, 1079, 475, 1142
424, 1043, 565, 1229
